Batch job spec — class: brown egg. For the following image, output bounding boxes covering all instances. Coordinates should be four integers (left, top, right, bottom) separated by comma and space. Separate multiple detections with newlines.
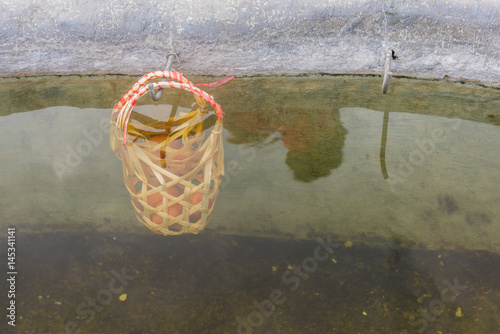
149, 134, 168, 144
149, 134, 168, 160
167, 186, 181, 199
150, 203, 182, 225
174, 154, 188, 161
189, 211, 201, 222
147, 192, 163, 207
189, 191, 209, 222
168, 203, 182, 217
189, 191, 203, 205
169, 139, 182, 149
149, 135, 169, 152
150, 213, 164, 225
149, 187, 182, 225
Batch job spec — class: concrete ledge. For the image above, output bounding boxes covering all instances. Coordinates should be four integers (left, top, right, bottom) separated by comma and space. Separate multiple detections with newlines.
1, 0, 499, 82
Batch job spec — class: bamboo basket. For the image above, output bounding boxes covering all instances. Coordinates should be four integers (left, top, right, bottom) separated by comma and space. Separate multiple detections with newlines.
110, 71, 224, 235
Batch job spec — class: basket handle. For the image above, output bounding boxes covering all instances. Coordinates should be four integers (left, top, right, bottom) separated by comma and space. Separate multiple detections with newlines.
112, 71, 224, 146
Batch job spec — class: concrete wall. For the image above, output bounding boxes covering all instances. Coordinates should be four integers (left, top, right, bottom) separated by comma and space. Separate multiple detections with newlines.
1, 0, 500, 82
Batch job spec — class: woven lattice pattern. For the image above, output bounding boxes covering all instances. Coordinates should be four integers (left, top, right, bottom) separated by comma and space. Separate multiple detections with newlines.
110, 71, 224, 235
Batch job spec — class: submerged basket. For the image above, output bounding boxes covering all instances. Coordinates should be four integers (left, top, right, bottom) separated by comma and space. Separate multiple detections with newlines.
110, 71, 224, 235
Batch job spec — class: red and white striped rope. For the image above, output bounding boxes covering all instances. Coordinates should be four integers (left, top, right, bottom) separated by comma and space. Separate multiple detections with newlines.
112, 71, 231, 147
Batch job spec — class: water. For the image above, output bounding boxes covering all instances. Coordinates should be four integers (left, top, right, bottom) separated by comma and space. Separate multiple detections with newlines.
0, 74, 499, 333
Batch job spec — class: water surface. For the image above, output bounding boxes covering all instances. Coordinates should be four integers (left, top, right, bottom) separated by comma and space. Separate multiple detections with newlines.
0, 74, 499, 333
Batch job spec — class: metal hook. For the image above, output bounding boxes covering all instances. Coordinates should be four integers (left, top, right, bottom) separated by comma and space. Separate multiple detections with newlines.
382, 49, 394, 94
148, 82, 163, 101
148, 53, 181, 101
164, 52, 180, 71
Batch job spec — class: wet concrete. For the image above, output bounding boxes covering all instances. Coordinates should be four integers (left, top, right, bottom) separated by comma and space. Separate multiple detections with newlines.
2, 232, 500, 334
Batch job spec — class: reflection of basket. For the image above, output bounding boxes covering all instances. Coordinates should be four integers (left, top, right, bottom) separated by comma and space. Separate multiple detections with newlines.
110, 71, 224, 235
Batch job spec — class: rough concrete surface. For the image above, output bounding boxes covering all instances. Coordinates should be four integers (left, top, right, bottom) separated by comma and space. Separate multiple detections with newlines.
1, 0, 499, 82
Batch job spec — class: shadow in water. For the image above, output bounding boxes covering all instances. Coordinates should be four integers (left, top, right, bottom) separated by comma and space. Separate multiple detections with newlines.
224, 108, 347, 182
380, 110, 390, 179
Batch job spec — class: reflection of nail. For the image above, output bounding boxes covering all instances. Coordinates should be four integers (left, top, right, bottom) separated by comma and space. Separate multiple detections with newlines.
380, 110, 389, 179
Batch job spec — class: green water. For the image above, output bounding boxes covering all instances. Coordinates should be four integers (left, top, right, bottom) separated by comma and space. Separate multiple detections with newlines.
0, 74, 499, 333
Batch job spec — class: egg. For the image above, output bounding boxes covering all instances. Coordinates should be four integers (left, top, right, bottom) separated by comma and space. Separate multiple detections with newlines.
149, 134, 168, 144
189, 191, 212, 222
189, 191, 203, 205
189, 211, 201, 222
150, 213, 164, 225
149, 135, 168, 159
150, 203, 183, 225
168, 203, 183, 217
147, 192, 163, 207
147, 185, 180, 207
167, 186, 181, 199
169, 139, 182, 149
149, 187, 182, 225
174, 154, 188, 161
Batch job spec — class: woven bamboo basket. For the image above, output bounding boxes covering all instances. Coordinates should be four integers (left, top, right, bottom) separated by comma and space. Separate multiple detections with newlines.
110, 71, 224, 235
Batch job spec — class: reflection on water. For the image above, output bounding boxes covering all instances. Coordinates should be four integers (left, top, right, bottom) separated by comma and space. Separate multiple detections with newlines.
213, 106, 500, 253
0, 74, 499, 333
224, 108, 347, 182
